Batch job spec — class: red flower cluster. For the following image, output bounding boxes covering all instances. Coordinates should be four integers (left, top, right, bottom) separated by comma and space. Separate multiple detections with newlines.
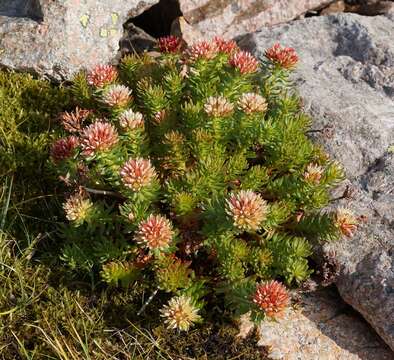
158, 36, 182, 53
229, 51, 259, 74
50, 136, 79, 163
252, 280, 289, 318
213, 37, 239, 55
59, 107, 92, 133
264, 43, 298, 69
87, 64, 118, 87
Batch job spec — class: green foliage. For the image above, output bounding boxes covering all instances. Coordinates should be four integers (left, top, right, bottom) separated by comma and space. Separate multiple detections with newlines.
0, 71, 70, 174
0, 70, 72, 241
155, 255, 193, 292
293, 211, 341, 242
101, 260, 140, 287
267, 234, 313, 284
1, 233, 266, 359
52, 38, 347, 330
210, 232, 248, 281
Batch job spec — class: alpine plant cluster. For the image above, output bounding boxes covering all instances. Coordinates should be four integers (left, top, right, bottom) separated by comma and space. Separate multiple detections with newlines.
51, 37, 357, 330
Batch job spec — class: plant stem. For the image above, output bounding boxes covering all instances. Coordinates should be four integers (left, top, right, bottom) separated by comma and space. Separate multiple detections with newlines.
137, 288, 159, 316
83, 187, 124, 199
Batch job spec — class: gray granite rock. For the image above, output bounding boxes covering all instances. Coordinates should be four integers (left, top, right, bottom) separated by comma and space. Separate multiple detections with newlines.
0, 0, 159, 80
242, 289, 393, 359
239, 13, 394, 350
177, 0, 334, 39
171, 16, 206, 46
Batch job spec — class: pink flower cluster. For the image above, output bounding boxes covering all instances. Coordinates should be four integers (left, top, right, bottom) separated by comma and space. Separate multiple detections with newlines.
226, 190, 268, 231
335, 208, 358, 237
187, 40, 218, 61
101, 85, 132, 107
59, 107, 92, 133
157, 37, 299, 76
80, 121, 119, 157
213, 36, 239, 55
120, 158, 156, 191
135, 214, 174, 250
158, 36, 239, 59
119, 110, 144, 130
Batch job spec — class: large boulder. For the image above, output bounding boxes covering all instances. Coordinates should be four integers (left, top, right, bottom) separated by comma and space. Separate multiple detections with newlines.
0, 0, 159, 80
239, 13, 394, 350
176, 0, 334, 39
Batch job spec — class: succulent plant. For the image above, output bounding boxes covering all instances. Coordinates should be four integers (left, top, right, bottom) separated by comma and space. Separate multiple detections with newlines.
51, 38, 356, 329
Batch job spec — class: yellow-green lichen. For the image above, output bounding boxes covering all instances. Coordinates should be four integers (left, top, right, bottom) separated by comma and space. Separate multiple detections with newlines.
80, 14, 90, 28
111, 12, 119, 25
99, 27, 108, 38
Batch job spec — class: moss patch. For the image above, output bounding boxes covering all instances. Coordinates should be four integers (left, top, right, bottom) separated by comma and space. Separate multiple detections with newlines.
0, 70, 72, 239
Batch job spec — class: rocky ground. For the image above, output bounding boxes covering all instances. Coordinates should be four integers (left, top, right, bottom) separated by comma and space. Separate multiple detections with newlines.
252, 289, 392, 359
239, 12, 394, 357
0, 0, 393, 358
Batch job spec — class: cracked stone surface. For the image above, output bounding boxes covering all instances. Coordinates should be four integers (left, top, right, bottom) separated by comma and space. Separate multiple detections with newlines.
176, 0, 334, 39
0, 0, 159, 80
239, 13, 394, 350
252, 289, 393, 359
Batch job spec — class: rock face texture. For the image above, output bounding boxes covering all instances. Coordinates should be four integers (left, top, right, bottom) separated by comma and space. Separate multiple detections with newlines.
177, 0, 334, 39
0, 0, 159, 80
171, 16, 206, 46
239, 13, 394, 350
252, 289, 392, 359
